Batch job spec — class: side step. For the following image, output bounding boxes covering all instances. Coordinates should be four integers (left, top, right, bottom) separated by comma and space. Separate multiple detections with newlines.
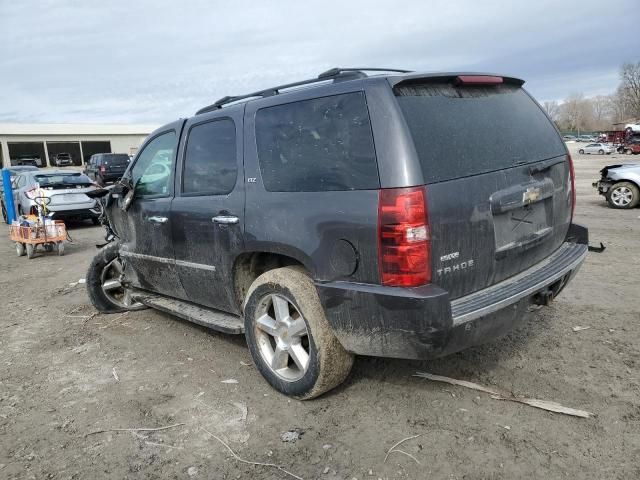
133, 291, 244, 334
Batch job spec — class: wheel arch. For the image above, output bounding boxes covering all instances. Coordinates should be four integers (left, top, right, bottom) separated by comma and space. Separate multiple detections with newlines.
233, 250, 311, 311
610, 177, 640, 190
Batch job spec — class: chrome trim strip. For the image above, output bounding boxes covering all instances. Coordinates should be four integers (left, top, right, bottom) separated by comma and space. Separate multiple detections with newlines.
451, 244, 587, 326
120, 251, 216, 271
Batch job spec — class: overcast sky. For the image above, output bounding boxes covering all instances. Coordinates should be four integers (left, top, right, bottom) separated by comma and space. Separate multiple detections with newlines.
0, 0, 637, 124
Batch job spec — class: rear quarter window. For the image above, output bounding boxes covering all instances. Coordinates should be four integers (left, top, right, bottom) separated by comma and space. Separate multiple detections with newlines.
255, 92, 379, 192
394, 83, 566, 183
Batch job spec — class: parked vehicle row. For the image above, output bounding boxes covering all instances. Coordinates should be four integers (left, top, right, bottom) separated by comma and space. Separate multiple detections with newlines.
86, 68, 589, 399
563, 135, 598, 142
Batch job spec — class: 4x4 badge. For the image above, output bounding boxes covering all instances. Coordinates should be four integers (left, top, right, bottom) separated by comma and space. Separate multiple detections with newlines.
247, 177, 257, 183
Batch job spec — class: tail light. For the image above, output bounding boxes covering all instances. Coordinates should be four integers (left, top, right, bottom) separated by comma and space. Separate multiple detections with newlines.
568, 154, 576, 219
25, 187, 37, 199
378, 186, 431, 287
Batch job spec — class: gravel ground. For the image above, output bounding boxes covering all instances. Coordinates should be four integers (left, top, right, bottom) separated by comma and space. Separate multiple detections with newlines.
0, 143, 638, 479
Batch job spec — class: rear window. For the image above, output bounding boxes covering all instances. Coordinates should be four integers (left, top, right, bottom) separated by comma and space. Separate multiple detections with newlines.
255, 92, 379, 192
103, 154, 130, 166
394, 83, 566, 183
35, 173, 93, 188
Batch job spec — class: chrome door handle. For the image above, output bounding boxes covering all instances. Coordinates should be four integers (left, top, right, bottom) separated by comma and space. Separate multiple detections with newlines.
147, 216, 168, 224
212, 215, 239, 225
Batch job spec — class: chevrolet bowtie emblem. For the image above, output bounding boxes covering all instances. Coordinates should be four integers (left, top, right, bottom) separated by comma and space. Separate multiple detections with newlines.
523, 186, 541, 204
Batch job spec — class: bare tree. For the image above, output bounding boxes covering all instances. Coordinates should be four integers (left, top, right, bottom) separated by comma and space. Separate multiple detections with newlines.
591, 95, 611, 129
542, 100, 560, 122
618, 62, 640, 119
559, 94, 586, 132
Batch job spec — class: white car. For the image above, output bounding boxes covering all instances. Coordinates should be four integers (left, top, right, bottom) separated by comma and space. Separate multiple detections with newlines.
578, 143, 613, 155
11, 170, 100, 223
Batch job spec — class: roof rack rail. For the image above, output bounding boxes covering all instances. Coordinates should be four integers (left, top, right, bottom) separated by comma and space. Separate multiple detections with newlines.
195, 67, 411, 115
317, 67, 411, 78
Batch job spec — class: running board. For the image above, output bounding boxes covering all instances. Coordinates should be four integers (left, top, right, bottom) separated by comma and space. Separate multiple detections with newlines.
132, 291, 244, 334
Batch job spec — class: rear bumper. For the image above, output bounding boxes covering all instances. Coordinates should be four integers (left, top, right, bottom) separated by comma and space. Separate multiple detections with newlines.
99, 173, 124, 182
316, 237, 588, 360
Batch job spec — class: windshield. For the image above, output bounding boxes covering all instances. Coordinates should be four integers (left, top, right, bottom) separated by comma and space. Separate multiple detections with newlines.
35, 173, 93, 188
394, 82, 566, 183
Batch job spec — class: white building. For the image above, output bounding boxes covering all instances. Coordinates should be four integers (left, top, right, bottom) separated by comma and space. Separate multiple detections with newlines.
0, 123, 158, 168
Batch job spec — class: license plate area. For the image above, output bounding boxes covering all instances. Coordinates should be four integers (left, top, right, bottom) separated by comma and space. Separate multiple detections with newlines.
60, 194, 86, 203
493, 200, 552, 258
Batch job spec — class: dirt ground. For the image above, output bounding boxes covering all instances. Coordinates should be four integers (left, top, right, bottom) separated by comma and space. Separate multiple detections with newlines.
1, 143, 638, 480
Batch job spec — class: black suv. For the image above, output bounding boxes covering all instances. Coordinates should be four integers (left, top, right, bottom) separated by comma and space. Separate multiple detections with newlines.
87, 68, 589, 399
85, 153, 130, 185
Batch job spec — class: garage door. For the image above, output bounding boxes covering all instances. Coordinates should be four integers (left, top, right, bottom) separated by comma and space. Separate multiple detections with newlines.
8, 142, 47, 167
81, 141, 111, 164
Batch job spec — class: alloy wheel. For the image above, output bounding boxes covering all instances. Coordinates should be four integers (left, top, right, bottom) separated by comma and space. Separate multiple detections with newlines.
611, 186, 633, 207
100, 257, 143, 309
254, 294, 310, 382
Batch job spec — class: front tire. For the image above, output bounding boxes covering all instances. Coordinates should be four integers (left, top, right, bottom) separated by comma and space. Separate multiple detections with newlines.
243, 267, 354, 400
86, 242, 145, 313
578, 149, 585, 154
598, 149, 604, 155
606, 182, 639, 209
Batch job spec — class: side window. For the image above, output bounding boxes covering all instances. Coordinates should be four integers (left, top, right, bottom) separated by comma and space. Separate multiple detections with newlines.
255, 92, 379, 192
131, 131, 176, 197
182, 119, 237, 195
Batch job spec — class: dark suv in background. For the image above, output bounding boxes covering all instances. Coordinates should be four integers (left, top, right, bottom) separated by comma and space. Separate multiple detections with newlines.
85, 153, 130, 185
87, 68, 589, 399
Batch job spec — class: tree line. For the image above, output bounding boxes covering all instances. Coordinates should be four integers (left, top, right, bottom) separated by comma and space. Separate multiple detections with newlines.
542, 62, 640, 133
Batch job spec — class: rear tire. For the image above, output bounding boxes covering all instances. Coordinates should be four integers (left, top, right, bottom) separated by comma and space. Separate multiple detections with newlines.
57, 242, 65, 256
579, 149, 585, 154
598, 149, 604, 155
606, 182, 639, 209
243, 266, 354, 400
26, 243, 35, 259
16, 242, 25, 257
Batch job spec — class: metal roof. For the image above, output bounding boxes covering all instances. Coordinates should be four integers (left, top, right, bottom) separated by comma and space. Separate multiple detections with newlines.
0, 123, 158, 136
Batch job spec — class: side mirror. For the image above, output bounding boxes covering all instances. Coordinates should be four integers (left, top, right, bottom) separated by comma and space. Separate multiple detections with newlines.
122, 188, 135, 211
111, 176, 133, 195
